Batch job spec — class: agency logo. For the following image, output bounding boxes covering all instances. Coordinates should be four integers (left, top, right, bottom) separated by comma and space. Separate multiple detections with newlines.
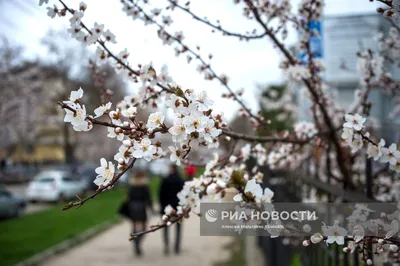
205, 209, 218, 223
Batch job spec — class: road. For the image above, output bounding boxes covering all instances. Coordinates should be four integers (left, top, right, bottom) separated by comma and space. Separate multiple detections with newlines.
4, 183, 52, 215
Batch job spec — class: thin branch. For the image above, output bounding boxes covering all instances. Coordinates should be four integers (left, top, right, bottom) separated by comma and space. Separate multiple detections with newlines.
58, 0, 173, 96
167, 0, 267, 40
243, 0, 353, 188
130, 214, 183, 240
125, 0, 267, 126
62, 159, 137, 210
222, 129, 310, 144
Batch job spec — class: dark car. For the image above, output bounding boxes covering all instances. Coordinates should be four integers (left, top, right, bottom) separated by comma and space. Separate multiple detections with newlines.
76, 165, 98, 192
0, 186, 26, 219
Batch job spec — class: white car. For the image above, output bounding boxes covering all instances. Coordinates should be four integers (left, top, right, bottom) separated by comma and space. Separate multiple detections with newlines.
26, 170, 86, 202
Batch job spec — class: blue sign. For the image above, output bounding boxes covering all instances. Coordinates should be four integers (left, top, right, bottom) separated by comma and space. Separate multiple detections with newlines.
298, 20, 323, 63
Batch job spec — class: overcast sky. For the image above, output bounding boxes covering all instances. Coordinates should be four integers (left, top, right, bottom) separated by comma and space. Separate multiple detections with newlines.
0, 0, 382, 118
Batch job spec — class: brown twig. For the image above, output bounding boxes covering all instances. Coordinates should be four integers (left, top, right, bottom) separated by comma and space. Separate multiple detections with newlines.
62, 159, 137, 210
167, 0, 267, 40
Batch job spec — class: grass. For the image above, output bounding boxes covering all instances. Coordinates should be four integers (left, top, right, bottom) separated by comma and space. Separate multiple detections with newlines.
291, 253, 303, 266
149, 175, 161, 201
0, 188, 126, 266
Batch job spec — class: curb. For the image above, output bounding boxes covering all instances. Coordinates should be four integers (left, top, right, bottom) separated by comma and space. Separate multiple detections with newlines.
14, 217, 122, 266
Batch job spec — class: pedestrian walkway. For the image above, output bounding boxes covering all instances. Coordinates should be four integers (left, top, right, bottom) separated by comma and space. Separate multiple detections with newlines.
41, 215, 233, 266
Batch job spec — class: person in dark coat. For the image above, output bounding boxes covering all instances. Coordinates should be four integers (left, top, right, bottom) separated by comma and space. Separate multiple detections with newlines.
128, 170, 153, 257
159, 164, 184, 255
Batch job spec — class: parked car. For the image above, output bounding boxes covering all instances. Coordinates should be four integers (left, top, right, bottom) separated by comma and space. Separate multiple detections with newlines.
26, 170, 86, 202
77, 166, 98, 192
0, 186, 26, 219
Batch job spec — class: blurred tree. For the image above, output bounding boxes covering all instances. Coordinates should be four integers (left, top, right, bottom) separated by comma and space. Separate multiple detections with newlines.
258, 84, 294, 134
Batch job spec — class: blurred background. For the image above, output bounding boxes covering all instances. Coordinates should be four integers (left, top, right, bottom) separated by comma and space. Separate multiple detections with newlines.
0, 0, 398, 266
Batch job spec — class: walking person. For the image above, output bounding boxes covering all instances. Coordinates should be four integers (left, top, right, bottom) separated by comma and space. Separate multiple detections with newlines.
127, 170, 153, 257
159, 164, 185, 255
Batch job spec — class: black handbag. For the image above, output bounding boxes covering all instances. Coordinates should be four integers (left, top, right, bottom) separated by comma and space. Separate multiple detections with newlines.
118, 200, 130, 218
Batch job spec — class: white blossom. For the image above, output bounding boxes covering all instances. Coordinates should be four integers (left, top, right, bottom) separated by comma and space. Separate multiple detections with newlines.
94, 158, 115, 187
91, 22, 104, 39
195, 91, 214, 111
343, 113, 366, 131
341, 127, 354, 142
63, 104, 91, 132
169, 118, 187, 143
132, 138, 156, 162
381, 143, 400, 166
349, 134, 363, 153
162, 15, 173, 26
107, 127, 124, 141
201, 119, 221, 143
183, 115, 208, 134
121, 106, 137, 118
47, 5, 58, 18
103, 29, 117, 44
367, 139, 385, 161
169, 146, 184, 166
287, 65, 311, 81
69, 11, 84, 25
322, 221, 347, 245
233, 179, 262, 202
94, 102, 112, 118
63, 87, 83, 104
164, 205, 175, 216
147, 112, 165, 129
67, 23, 83, 38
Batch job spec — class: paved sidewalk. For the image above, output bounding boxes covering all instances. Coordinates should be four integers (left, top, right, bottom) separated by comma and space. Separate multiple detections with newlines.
41, 215, 232, 266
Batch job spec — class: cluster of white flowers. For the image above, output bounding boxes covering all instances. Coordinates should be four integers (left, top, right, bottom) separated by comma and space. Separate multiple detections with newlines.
166, 90, 224, 160
357, 52, 384, 84
238, 144, 267, 166
63, 88, 94, 132
232, 179, 274, 203
168, 152, 273, 215
286, 64, 311, 81
294, 121, 317, 139
47, 1, 117, 48
341, 113, 400, 172
267, 143, 303, 170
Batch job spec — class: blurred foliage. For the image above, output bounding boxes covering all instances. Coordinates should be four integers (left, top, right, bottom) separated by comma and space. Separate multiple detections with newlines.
258, 84, 293, 135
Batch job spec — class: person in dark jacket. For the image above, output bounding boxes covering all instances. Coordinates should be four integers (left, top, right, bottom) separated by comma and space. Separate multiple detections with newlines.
128, 170, 153, 257
159, 164, 184, 255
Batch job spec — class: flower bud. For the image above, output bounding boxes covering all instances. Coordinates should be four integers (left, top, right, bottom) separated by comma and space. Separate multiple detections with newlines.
167, 221, 172, 227
116, 127, 122, 133
118, 158, 125, 165
302, 240, 310, 247
310, 233, 323, 244
122, 140, 132, 147
378, 239, 384, 244
366, 259, 372, 265
162, 215, 169, 222
390, 244, 399, 253
343, 247, 350, 253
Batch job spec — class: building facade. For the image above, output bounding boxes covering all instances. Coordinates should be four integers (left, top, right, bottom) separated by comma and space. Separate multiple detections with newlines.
297, 13, 399, 142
